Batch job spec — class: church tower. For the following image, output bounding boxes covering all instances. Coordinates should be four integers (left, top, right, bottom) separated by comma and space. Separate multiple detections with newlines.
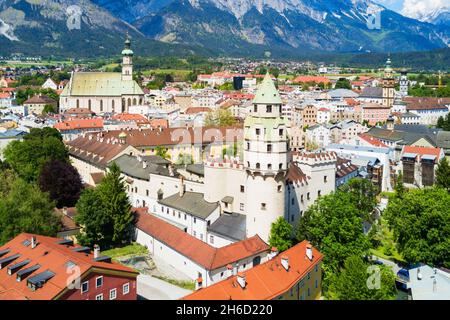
399, 68, 408, 97
121, 34, 134, 81
244, 73, 289, 242
382, 57, 395, 108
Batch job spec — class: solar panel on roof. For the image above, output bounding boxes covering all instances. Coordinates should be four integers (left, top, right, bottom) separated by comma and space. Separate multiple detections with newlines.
16, 264, 40, 282
72, 246, 90, 253
0, 248, 10, 257
94, 256, 112, 263
0, 254, 21, 269
22, 240, 31, 247
57, 239, 74, 246
7, 259, 31, 275
27, 270, 55, 291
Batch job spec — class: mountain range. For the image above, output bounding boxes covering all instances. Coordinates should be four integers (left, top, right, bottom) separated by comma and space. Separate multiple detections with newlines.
0, 0, 449, 59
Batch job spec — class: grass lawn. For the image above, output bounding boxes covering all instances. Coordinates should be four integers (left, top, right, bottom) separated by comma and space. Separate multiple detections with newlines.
152, 275, 195, 291
141, 69, 192, 77
103, 243, 148, 259
371, 218, 406, 264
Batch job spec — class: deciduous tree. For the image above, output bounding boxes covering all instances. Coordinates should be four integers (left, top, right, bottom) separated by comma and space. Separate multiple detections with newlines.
269, 217, 293, 252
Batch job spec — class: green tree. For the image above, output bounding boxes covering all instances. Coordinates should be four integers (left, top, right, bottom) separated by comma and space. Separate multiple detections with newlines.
96, 163, 134, 245
43, 104, 56, 115
268, 217, 293, 252
155, 146, 170, 159
334, 78, 352, 89
339, 178, 378, 221
176, 153, 193, 165
4, 128, 69, 182
384, 187, 450, 268
0, 179, 60, 245
436, 157, 450, 190
394, 172, 405, 198
327, 256, 397, 300
75, 188, 114, 248
205, 109, 237, 127
296, 191, 371, 273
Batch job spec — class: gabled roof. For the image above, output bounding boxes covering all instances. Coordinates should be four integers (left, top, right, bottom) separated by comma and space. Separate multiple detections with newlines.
54, 118, 103, 131
158, 191, 219, 220
360, 87, 383, 98
183, 241, 323, 300
134, 209, 268, 270
253, 73, 282, 105
0, 233, 137, 300
61, 72, 144, 97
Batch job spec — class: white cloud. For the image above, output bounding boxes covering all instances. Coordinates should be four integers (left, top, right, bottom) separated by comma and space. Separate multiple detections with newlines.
401, 0, 449, 19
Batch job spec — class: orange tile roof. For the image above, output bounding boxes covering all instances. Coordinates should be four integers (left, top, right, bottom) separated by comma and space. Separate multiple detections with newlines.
358, 133, 389, 148
183, 241, 323, 300
54, 118, 103, 131
0, 233, 138, 300
402, 146, 443, 161
112, 113, 150, 124
134, 208, 269, 270
0, 92, 11, 99
185, 107, 212, 114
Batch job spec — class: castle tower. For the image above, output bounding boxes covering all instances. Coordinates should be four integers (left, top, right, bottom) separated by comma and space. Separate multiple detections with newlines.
399, 68, 408, 97
121, 34, 134, 81
244, 73, 289, 242
382, 57, 395, 108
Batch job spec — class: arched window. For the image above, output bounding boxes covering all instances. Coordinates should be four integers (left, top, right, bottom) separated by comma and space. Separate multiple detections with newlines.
88, 99, 91, 110
112, 100, 115, 109
127, 98, 131, 107
139, 98, 143, 104
76, 99, 79, 108
279, 163, 283, 170
100, 100, 103, 112
133, 98, 137, 105
268, 164, 272, 170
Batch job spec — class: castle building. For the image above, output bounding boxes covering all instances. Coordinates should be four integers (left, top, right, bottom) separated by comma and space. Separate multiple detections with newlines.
59, 36, 144, 114
382, 58, 395, 108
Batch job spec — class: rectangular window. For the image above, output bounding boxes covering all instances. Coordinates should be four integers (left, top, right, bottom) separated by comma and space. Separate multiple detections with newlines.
194, 218, 197, 224
95, 294, 103, 300
279, 129, 284, 136
81, 281, 89, 294
256, 128, 260, 136
110, 288, 117, 300
210, 235, 214, 244
240, 203, 244, 211
324, 176, 327, 183
123, 283, 130, 295
266, 105, 272, 113
240, 185, 245, 193
96, 276, 103, 288
267, 144, 272, 152
261, 203, 267, 210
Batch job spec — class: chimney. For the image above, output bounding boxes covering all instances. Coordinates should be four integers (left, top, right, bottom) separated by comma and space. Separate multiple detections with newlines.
195, 277, 203, 290
31, 236, 37, 249
270, 247, 278, 260
179, 177, 185, 197
237, 272, 246, 289
281, 256, 289, 271
143, 160, 148, 169
433, 278, 437, 293
306, 244, 313, 261
94, 244, 100, 259
417, 268, 422, 280
169, 164, 174, 177
226, 264, 233, 278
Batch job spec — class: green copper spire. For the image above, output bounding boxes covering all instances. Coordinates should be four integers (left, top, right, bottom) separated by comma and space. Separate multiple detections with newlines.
252, 72, 282, 105
122, 33, 134, 56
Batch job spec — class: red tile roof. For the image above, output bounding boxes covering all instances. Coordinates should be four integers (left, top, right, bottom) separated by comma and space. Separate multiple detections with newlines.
402, 146, 443, 162
54, 118, 103, 131
0, 233, 137, 300
185, 107, 212, 114
358, 133, 389, 148
404, 97, 450, 110
183, 241, 323, 300
112, 113, 150, 124
134, 208, 269, 270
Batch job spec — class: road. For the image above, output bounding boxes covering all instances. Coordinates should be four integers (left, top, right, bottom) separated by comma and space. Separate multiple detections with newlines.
137, 275, 193, 300
371, 255, 402, 274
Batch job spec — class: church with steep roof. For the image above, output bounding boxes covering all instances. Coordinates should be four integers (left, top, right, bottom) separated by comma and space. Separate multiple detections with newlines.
59, 36, 144, 114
